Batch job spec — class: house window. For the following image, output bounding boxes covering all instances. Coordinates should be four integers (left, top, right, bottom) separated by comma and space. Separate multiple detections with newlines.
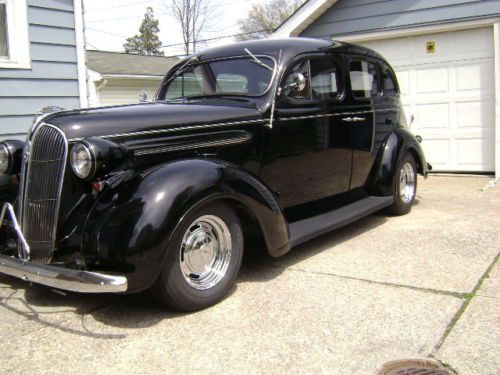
0, 2, 8, 58
0, 0, 30, 69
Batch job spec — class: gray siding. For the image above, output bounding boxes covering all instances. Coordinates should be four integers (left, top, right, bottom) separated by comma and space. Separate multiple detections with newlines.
300, 0, 500, 38
0, 0, 80, 140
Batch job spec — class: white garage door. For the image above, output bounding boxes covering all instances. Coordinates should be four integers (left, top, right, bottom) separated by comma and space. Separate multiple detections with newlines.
361, 27, 495, 172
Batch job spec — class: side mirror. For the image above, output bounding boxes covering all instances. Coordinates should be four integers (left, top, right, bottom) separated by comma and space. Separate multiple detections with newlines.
139, 91, 148, 103
284, 72, 307, 94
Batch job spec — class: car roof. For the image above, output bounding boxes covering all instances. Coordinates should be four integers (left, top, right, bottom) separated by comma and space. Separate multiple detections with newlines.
193, 37, 387, 64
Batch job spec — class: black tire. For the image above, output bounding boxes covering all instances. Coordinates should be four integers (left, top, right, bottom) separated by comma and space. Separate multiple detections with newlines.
385, 152, 417, 215
152, 201, 243, 311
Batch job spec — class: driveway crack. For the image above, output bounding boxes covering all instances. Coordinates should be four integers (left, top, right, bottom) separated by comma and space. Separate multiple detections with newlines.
258, 262, 467, 297
430, 251, 499, 356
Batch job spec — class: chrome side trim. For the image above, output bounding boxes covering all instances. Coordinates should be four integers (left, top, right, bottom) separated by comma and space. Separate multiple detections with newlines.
0, 254, 128, 293
68, 119, 268, 142
0, 203, 30, 260
134, 135, 251, 156
278, 108, 399, 122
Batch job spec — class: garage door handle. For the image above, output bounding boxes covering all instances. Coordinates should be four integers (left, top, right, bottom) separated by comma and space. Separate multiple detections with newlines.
341, 116, 365, 122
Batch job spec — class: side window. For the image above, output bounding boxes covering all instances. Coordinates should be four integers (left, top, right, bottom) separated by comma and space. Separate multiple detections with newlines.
0, 2, 8, 58
349, 60, 378, 99
310, 59, 340, 100
382, 64, 399, 97
165, 69, 204, 99
284, 60, 311, 100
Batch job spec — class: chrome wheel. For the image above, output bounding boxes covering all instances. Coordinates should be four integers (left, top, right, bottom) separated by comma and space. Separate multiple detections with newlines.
399, 161, 416, 204
179, 215, 232, 290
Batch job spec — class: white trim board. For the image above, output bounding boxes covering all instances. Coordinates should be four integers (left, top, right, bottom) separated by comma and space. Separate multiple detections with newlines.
0, 0, 30, 69
333, 17, 500, 43
494, 21, 500, 178
273, 0, 338, 38
74, 0, 88, 107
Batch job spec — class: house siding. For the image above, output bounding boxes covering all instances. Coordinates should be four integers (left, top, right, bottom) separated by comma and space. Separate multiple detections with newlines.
0, 0, 80, 140
300, 0, 500, 38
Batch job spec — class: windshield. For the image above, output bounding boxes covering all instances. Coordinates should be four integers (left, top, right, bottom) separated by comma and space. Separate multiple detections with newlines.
161, 56, 275, 100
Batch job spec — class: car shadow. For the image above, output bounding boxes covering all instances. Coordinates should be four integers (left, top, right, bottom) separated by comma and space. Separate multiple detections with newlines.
240, 213, 389, 283
0, 212, 389, 336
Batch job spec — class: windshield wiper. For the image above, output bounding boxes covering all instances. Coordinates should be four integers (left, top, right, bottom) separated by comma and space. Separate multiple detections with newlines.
244, 48, 273, 72
166, 55, 199, 84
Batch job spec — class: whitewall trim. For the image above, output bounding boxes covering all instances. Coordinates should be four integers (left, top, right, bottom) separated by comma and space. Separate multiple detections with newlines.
74, 0, 88, 107
0, 0, 30, 69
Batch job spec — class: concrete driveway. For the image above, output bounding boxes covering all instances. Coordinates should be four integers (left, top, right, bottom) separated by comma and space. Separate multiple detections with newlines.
0, 176, 498, 375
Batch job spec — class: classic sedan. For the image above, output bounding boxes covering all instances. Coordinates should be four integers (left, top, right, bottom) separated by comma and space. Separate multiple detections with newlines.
0, 38, 429, 311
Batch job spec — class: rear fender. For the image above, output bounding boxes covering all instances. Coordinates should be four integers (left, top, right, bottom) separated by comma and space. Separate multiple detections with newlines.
367, 127, 428, 196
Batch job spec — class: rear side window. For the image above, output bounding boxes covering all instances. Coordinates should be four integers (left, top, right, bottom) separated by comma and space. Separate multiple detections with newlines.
310, 59, 340, 100
381, 64, 399, 97
349, 60, 378, 99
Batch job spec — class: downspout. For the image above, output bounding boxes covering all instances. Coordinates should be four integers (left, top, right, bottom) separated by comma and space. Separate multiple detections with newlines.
74, 0, 89, 108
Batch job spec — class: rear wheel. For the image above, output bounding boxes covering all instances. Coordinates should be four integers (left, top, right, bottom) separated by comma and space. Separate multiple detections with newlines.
152, 202, 243, 311
386, 152, 417, 215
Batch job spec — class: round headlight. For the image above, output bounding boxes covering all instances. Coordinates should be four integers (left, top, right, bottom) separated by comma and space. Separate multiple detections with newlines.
0, 143, 11, 174
70, 143, 94, 179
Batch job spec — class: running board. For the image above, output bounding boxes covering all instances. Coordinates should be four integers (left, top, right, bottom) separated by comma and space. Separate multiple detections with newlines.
289, 196, 394, 247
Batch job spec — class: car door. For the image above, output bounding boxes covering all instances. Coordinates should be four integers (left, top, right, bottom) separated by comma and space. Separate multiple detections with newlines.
346, 57, 379, 189
273, 55, 352, 208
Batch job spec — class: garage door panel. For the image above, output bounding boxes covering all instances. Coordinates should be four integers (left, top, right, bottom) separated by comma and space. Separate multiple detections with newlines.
413, 33, 451, 61
456, 101, 494, 130
456, 61, 494, 92
456, 139, 494, 171
395, 70, 410, 95
452, 28, 494, 59
416, 68, 448, 94
422, 139, 450, 167
416, 103, 449, 130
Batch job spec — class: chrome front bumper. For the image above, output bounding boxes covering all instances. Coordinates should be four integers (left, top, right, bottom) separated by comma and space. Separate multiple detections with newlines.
0, 203, 127, 293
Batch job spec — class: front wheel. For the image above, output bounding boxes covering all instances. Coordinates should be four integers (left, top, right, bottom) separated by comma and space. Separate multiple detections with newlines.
152, 202, 243, 311
386, 152, 417, 215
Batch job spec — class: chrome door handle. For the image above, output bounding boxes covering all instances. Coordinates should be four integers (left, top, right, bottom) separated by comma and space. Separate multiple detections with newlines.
341, 116, 366, 122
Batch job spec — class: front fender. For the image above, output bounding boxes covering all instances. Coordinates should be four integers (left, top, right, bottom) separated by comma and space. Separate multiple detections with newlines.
368, 127, 428, 196
82, 159, 289, 293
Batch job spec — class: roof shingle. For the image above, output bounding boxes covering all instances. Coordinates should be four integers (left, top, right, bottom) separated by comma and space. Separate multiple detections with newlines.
87, 50, 179, 76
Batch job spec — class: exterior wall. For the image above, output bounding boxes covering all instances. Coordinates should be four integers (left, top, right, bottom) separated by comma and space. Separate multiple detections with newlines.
91, 78, 163, 107
300, 0, 500, 38
0, 0, 81, 140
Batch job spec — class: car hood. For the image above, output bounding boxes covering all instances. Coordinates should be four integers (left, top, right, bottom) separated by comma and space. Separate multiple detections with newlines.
43, 101, 264, 141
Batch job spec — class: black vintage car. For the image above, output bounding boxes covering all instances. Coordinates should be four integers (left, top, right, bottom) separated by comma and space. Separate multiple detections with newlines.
0, 38, 429, 311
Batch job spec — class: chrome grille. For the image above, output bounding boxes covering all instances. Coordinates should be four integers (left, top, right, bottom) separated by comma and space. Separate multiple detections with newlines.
20, 124, 67, 263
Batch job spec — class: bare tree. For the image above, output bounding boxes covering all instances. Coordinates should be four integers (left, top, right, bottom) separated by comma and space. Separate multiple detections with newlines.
237, 0, 304, 41
171, 0, 213, 55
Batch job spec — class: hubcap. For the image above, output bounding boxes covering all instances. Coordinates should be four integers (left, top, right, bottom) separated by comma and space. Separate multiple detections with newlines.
399, 162, 416, 204
179, 215, 232, 290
